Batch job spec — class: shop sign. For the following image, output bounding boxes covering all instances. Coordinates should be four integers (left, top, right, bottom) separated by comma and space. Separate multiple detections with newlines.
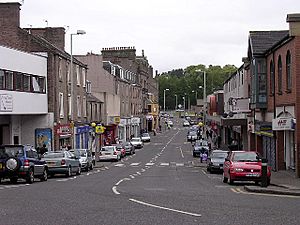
119, 118, 127, 126
55, 124, 72, 138
108, 116, 121, 124
0, 94, 13, 112
255, 122, 273, 137
114, 116, 120, 124
131, 117, 140, 125
76, 125, 90, 134
272, 117, 295, 131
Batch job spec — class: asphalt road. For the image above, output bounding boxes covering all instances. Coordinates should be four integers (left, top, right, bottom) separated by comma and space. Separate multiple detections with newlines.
0, 119, 299, 225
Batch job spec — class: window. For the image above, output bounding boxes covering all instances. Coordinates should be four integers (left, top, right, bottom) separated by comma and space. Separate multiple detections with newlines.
38, 77, 45, 93
5, 71, 13, 90
68, 94, 71, 117
66, 62, 71, 84
286, 51, 292, 91
32, 76, 46, 93
76, 65, 80, 86
278, 56, 282, 93
58, 57, 62, 81
77, 95, 81, 117
59, 92, 64, 118
83, 96, 87, 118
86, 80, 91, 94
15, 72, 23, 91
23, 74, 31, 92
0, 70, 4, 89
82, 68, 86, 87
270, 60, 275, 95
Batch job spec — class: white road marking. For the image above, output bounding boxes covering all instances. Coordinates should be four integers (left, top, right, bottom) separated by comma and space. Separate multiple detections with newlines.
57, 177, 77, 182
136, 172, 141, 175
115, 179, 124, 186
233, 188, 300, 199
146, 163, 154, 166
130, 163, 140, 166
202, 170, 207, 175
129, 198, 201, 217
180, 147, 184, 158
130, 175, 135, 179
176, 163, 184, 167
105, 167, 109, 169
112, 186, 120, 195
115, 164, 125, 167
160, 163, 169, 166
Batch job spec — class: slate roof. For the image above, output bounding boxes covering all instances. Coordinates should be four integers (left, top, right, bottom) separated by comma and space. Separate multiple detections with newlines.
249, 30, 289, 56
87, 94, 103, 103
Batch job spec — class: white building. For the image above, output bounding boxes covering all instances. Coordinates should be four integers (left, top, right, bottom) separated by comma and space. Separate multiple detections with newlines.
0, 45, 52, 148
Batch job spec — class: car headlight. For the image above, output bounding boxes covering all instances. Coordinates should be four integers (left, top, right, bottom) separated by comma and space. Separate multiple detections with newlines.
234, 168, 244, 172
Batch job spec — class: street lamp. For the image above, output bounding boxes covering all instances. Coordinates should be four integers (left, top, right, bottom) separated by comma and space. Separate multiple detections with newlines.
174, 94, 178, 110
70, 30, 86, 121
182, 96, 185, 111
192, 86, 202, 106
163, 88, 169, 112
195, 69, 206, 123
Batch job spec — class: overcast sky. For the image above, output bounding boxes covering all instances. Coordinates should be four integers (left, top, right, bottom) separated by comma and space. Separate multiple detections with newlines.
5, 0, 300, 72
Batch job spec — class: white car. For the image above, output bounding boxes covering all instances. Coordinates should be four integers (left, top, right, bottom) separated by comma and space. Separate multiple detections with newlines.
167, 120, 174, 127
130, 137, 144, 149
183, 120, 190, 126
141, 133, 151, 142
99, 146, 121, 161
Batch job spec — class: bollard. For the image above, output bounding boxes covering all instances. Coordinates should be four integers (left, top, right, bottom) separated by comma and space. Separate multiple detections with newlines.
261, 158, 268, 187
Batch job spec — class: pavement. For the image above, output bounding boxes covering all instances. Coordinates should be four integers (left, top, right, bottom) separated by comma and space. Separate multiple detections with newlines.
193, 160, 300, 196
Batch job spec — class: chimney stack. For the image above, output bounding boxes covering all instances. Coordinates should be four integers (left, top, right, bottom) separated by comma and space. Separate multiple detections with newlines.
287, 13, 300, 36
0, 2, 21, 28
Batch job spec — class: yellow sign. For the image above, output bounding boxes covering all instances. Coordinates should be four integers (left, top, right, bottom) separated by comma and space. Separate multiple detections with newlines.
95, 126, 105, 134
114, 117, 120, 124
198, 122, 204, 127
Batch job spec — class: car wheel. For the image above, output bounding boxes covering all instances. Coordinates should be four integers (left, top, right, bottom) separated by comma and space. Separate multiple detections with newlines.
267, 178, 271, 186
10, 177, 18, 184
66, 166, 72, 177
90, 163, 93, 170
76, 165, 81, 175
5, 157, 20, 172
40, 169, 48, 181
222, 173, 228, 183
26, 168, 34, 184
193, 153, 196, 157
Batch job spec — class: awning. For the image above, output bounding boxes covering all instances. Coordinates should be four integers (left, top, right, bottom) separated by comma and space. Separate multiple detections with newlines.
221, 118, 247, 126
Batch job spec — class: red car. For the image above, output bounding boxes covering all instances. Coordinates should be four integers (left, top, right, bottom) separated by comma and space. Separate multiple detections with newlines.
223, 151, 271, 185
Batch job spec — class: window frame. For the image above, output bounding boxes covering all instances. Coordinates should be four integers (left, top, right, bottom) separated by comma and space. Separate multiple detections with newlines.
277, 56, 282, 94
286, 51, 292, 92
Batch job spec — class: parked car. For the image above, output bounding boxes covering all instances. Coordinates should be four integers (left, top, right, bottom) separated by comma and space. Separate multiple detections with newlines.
141, 133, 151, 142
167, 120, 174, 127
123, 142, 135, 155
69, 149, 93, 171
130, 137, 143, 149
223, 151, 271, 185
187, 130, 198, 142
183, 120, 190, 127
42, 151, 81, 177
114, 144, 126, 158
0, 144, 48, 184
99, 146, 121, 161
207, 150, 228, 173
193, 139, 210, 157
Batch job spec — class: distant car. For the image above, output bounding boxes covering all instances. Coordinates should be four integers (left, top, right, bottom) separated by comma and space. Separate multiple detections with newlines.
167, 120, 174, 127
141, 133, 151, 142
99, 146, 121, 161
223, 151, 271, 185
183, 120, 190, 127
207, 150, 228, 173
187, 130, 198, 142
123, 142, 135, 155
130, 137, 143, 149
69, 149, 93, 171
114, 144, 126, 158
0, 144, 48, 184
43, 151, 81, 177
193, 139, 210, 157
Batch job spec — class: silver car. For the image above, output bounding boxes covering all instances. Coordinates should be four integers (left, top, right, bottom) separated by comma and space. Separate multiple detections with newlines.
70, 149, 94, 171
99, 146, 121, 161
141, 133, 151, 142
130, 137, 143, 149
43, 151, 81, 177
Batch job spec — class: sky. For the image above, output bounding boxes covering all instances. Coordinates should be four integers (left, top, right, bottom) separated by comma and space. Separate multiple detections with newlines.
3, 0, 300, 73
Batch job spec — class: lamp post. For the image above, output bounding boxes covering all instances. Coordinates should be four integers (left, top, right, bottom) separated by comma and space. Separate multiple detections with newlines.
163, 88, 169, 112
70, 30, 86, 121
192, 86, 202, 106
195, 69, 206, 123
174, 94, 178, 110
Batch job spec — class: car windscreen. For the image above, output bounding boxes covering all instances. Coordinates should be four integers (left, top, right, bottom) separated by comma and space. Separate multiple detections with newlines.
0, 146, 24, 159
131, 138, 140, 142
43, 153, 65, 158
211, 152, 228, 158
101, 146, 114, 152
233, 152, 259, 162
142, 133, 149, 137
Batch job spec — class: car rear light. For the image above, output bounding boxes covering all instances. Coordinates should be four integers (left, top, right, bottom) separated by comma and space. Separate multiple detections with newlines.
99, 152, 102, 155
61, 159, 66, 165
113, 151, 117, 155
24, 159, 29, 167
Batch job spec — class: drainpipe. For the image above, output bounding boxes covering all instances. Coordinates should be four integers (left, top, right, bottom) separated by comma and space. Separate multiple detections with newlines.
272, 52, 277, 171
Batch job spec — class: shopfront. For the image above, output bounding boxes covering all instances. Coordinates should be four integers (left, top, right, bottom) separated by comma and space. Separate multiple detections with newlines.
75, 125, 89, 149
55, 124, 72, 150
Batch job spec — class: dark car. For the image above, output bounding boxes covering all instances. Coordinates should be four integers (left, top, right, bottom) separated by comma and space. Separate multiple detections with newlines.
193, 139, 210, 157
207, 150, 228, 173
187, 130, 198, 142
0, 145, 48, 184
123, 142, 135, 155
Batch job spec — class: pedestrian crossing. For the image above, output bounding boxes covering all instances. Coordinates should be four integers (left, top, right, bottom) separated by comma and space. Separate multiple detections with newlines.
114, 162, 193, 168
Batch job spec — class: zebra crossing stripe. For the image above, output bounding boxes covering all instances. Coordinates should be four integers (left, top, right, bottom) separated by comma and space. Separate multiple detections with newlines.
130, 163, 140, 166
115, 164, 125, 167
160, 163, 169, 166
176, 163, 184, 166
146, 163, 155, 166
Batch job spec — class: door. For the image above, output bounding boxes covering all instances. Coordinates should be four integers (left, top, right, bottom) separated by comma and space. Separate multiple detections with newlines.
262, 136, 276, 171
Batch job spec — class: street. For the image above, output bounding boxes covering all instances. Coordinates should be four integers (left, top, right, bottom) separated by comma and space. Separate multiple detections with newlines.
0, 120, 299, 225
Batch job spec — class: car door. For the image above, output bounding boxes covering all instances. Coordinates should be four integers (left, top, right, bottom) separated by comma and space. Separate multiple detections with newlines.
32, 149, 44, 175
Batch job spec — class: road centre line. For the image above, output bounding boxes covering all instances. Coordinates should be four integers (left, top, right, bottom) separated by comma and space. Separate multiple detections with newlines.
115, 179, 124, 186
129, 198, 201, 217
112, 186, 120, 195
180, 146, 184, 158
